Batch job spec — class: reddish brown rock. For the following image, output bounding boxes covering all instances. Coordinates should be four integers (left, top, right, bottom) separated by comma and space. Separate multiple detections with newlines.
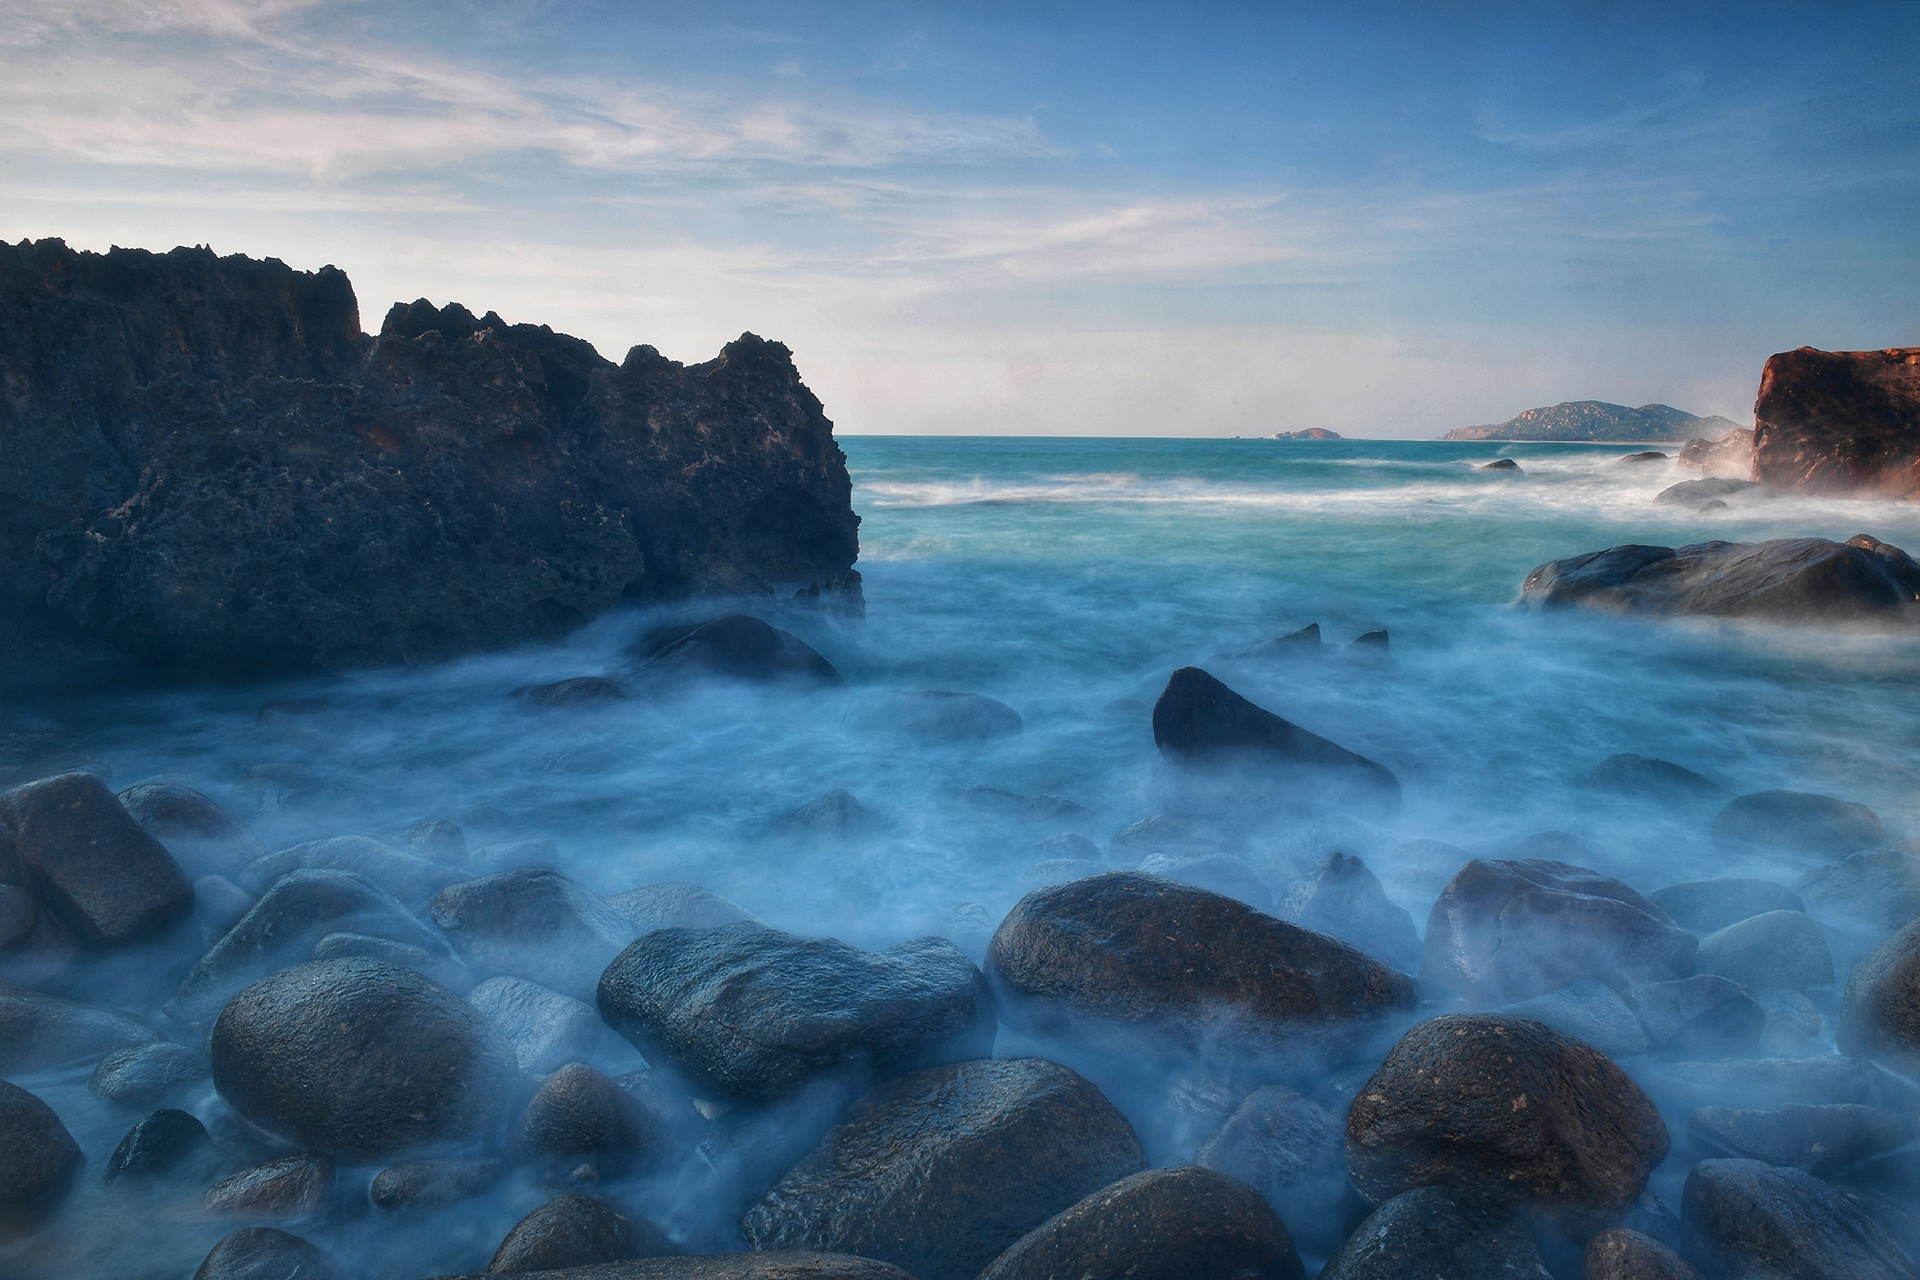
1752, 345, 1920, 497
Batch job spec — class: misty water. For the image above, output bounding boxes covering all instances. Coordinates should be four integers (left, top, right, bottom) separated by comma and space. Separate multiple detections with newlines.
8, 436, 1920, 1277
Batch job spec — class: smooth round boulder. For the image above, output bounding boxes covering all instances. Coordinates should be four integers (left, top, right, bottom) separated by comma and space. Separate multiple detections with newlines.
1838, 918, 1920, 1077
974, 1165, 1305, 1280
1320, 1186, 1552, 1280
488, 1192, 670, 1273
103, 1107, 219, 1183
1275, 852, 1421, 971
742, 1057, 1146, 1280
1589, 755, 1718, 801
1688, 1104, 1916, 1173
1712, 790, 1884, 856
1682, 1157, 1916, 1280
1194, 1084, 1355, 1256
1648, 878, 1803, 934
987, 872, 1416, 1067
1695, 910, 1834, 991
369, 1156, 503, 1211
607, 881, 756, 935
0, 1078, 83, 1207
518, 1061, 675, 1173
432, 866, 637, 1001
192, 1227, 333, 1280
89, 1039, 208, 1107
210, 958, 511, 1158
1584, 1227, 1699, 1280
469, 975, 602, 1075
1346, 1014, 1670, 1232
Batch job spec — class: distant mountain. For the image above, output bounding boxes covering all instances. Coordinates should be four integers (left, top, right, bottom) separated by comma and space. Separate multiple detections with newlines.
1273, 428, 1343, 440
1442, 401, 1743, 442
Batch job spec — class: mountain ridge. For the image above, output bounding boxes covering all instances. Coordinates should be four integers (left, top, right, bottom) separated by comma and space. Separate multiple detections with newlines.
1442, 400, 1743, 442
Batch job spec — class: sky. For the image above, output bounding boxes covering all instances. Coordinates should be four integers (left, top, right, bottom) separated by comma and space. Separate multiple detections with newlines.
1, 1, 1916, 436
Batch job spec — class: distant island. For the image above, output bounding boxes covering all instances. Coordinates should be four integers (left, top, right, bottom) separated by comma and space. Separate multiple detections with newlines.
1441, 401, 1744, 442
1272, 428, 1344, 440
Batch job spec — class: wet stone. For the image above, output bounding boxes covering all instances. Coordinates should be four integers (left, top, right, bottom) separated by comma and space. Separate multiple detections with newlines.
103, 1107, 219, 1183
1695, 909, 1835, 991
1623, 976, 1764, 1057
89, 1039, 209, 1107
1649, 1056, 1920, 1112
846, 690, 1024, 741
631, 615, 844, 686
0, 1078, 84, 1209
1275, 852, 1420, 971
192, 1227, 333, 1280
488, 1192, 671, 1274
1133, 850, 1270, 906
783, 789, 873, 835
470, 975, 602, 1075
241, 835, 452, 906
1319, 1186, 1552, 1280
513, 676, 629, 707
406, 818, 468, 863
203, 1152, 334, 1220
0, 771, 194, 945
436, 1253, 915, 1279
1757, 987, 1827, 1056
1683, 1157, 1917, 1280
369, 1156, 504, 1211
1589, 754, 1720, 802
117, 782, 263, 872
1688, 1104, 1917, 1173
1797, 851, 1920, 934
1648, 877, 1804, 934
0, 883, 37, 948
1583, 1227, 1700, 1280
1193, 1084, 1355, 1256
519, 1062, 675, 1173
432, 867, 637, 1001
1501, 980, 1650, 1059
1840, 917, 1920, 1078
1712, 790, 1885, 856
311, 930, 470, 990
606, 881, 756, 936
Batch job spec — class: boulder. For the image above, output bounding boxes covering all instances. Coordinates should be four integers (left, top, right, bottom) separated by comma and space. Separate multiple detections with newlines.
1648, 1056, 1920, 1111
103, 1107, 219, 1183
1677, 426, 1755, 478
1193, 1084, 1354, 1255
1500, 981, 1650, 1060
741, 1057, 1145, 1280
1133, 851, 1269, 906
210, 958, 511, 1158
941, 902, 995, 963
1655, 477, 1762, 504
1478, 458, 1522, 472
1620, 451, 1671, 464
1798, 851, 1920, 933
1682, 1157, 1918, 1279
192, 1228, 333, 1280
118, 781, 260, 846
1421, 859, 1696, 1004
1696, 910, 1835, 991
1648, 878, 1804, 934
0, 1078, 83, 1207
1752, 345, 1920, 497
1757, 988, 1828, 1056
519, 1062, 676, 1173
0, 771, 193, 944
369, 1157, 504, 1211
1275, 852, 1421, 972
1151, 667, 1400, 810
195, 875, 257, 942
1319, 1186, 1552, 1280
432, 868, 636, 1001
1346, 1014, 1669, 1230
170, 869, 446, 1023
1838, 919, 1920, 1076
240, 835, 452, 905
1622, 976, 1764, 1057
1020, 857, 1107, 889
1584, 1228, 1699, 1280
1713, 791, 1885, 856
986, 872, 1416, 1067
1588, 754, 1720, 801
973, 1164, 1304, 1280
311, 930, 470, 989
89, 1039, 208, 1107
1520, 537, 1920, 624
0, 240, 861, 674
606, 882, 756, 936
845, 690, 1022, 740
514, 676, 629, 707
470, 976, 602, 1075
0, 883, 35, 948
632, 616, 844, 687
1689, 1104, 1917, 1173
598, 922, 992, 1105
489, 1193, 671, 1274
0, 980, 159, 1072
203, 1152, 334, 1219
430, 1254, 914, 1280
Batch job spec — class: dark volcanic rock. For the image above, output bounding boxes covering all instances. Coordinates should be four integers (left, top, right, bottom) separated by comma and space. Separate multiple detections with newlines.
0, 239, 861, 674
1752, 345, 1920, 497
1695, 909, 1835, 990
1589, 754, 1720, 801
518, 1062, 674, 1173
741, 1057, 1145, 1280
203, 1152, 333, 1219
1798, 851, 1920, 933
0, 771, 194, 944
1421, 859, 1696, 1004
1152, 667, 1400, 809
846, 690, 1022, 740
598, 921, 992, 1105
606, 881, 756, 935
1689, 1104, 1917, 1173
986, 871, 1416, 1066
192, 1228, 333, 1280
1622, 976, 1764, 1056
1838, 919, 1920, 1077
1346, 1014, 1670, 1230
1713, 790, 1885, 856
210, 958, 511, 1158
0, 1078, 84, 1207
0, 980, 159, 1072
1320, 1186, 1552, 1280
1520, 536, 1920, 623
1275, 852, 1421, 972
973, 1164, 1304, 1280
432, 867, 636, 1000
1648, 878, 1804, 934
370, 1156, 504, 1211
489, 1193, 670, 1273
1584, 1228, 1699, 1280
89, 1039, 208, 1106
103, 1107, 219, 1183
1193, 1084, 1354, 1255
433, 1254, 916, 1279
1683, 1157, 1917, 1279
469, 976, 602, 1075
633, 615, 844, 687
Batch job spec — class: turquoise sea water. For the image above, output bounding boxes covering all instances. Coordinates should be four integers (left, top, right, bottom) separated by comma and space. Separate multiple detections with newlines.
10, 435, 1920, 1274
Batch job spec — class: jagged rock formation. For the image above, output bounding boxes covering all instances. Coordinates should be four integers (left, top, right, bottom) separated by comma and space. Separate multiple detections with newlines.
0, 238, 861, 674
1752, 346, 1920, 497
1676, 427, 1755, 478
1443, 401, 1741, 443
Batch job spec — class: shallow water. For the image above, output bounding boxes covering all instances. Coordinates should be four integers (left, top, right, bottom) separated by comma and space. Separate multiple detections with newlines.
6, 436, 1920, 1276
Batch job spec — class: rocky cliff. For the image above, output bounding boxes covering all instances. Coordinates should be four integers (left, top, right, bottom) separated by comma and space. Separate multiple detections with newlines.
1752, 346, 1920, 497
1442, 401, 1741, 442
0, 239, 861, 674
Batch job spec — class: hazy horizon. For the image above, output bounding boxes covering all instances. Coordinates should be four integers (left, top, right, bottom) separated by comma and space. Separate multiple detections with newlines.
3, 1, 1914, 437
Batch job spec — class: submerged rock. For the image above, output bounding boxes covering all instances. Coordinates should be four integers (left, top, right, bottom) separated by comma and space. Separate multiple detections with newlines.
1752, 344, 1920, 497
1677, 426, 1755, 478
598, 921, 993, 1105
469, 976, 602, 1075
1421, 858, 1696, 1004
1499, 981, 1650, 1059
1622, 976, 1764, 1057
1319, 1186, 1552, 1280
781, 789, 873, 835
1478, 458, 1522, 472
987, 871, 1416, 1066
432, 867, 637, 1000
210, 958, 511, 1158
0, 980, 160, 1073
606, 881, 756, 935
845, 690, 1023, 740
1688, 1104, 1917, 1173
518, 1062, 677, 1173
1695, 909, 1834, 991
489, 1193, 671, 1273
192, 1228, 333, 1280
117, 782, 263, 868
742, 1057, 1145, 1280
1838, 918, 1920, 1077
633, 615, 844, 687
513, 676, 629, 707
1346, 1014, 1669, 1231
1520, 536, 1920, 624
1655, 477, 1762, 505
1682, 1157, 1917, 1279
240, 835, 451, 905
437, 1254, 914, 1279
973, 1164, 1304, 1280
1713, 790, 1885, 856
0, 1078, 84, 1208
1193, 1084, 1354, 1255
1797, 851, 1920, 933
1133, 851, 1268, 906
1647, 1056, 1920, 1111
1648, 878, 1804, 934
1584, 1228, 1699, 1280
1275, 852, 1421, 972
1589, 753, 1720, 801
0, 771, 194, 945
88, 1039, 209, 1107
369, 1156, 503, 1211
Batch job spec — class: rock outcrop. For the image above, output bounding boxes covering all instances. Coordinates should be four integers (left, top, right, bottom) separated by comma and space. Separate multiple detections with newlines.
1520, 536, 1920, 623
1442, 401, 1739, 443
1676, 427, 1755, 479
1752, 345, 1920, 497
0, 238, 861, 675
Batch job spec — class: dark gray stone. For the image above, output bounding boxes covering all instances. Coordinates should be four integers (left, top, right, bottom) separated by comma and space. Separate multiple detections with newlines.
1696, 909, 1835, 991
1713, 790, 1885, 856
117, 782, 263, 868
519, 1062, 677, 1174
1320, 1186, 1552, 1280
203, 1152, 334, 1220
0, 1078, 83, 1207
1649, 878, 1803, 934
966, 788, 1094, 826
782, 789, 872, 835
1276, 852, 1420, 971
429, 1253, 914, 1279
1682, 1157, 1917, 1280
103, 1107, 219, 1183
192, 1228, 333, 1280
470, 976, 602, 1075
489, 1193, 671, 1274
432, 867, 637, 1001
406, 818, 467, 863
1020, 857, 1106, 888
0, 979, 159, 1072
0, 882, 35, 948
633, 615, 843, 687
1193, 1084, 1354, 1256
369, 1156, 504, 1210
1757, 987, 1827, 1056
607, 882, 756, 936
0, 771, 194, 945
1689, 1104, 1917, 1172
311, 930, 470, 990
88, 1039, 208, 1107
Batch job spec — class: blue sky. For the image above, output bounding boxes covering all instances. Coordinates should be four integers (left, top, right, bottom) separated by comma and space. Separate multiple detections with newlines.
2, 1, 1915, 435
